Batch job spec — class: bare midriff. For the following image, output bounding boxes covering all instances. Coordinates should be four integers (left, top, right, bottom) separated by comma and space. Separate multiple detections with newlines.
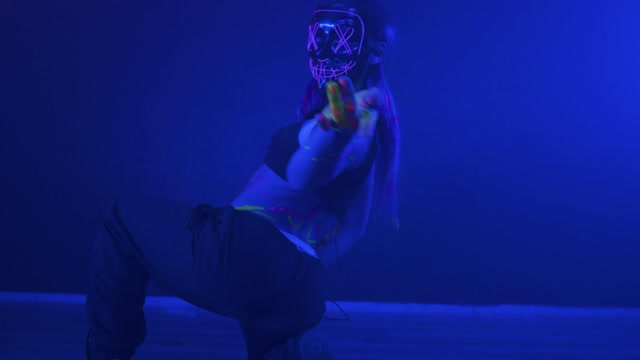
231, 164, 341, 258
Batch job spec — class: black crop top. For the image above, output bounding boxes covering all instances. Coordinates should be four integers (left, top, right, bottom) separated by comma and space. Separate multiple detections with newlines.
264, 121, 379, 219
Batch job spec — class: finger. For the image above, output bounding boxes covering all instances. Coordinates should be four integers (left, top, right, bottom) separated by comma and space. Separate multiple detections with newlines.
325, 81, 345, 124
336, 76, 358, 130
336, 77, 356, 114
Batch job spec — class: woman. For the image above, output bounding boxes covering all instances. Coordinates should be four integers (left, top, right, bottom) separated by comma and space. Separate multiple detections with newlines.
85, 0, 399, 359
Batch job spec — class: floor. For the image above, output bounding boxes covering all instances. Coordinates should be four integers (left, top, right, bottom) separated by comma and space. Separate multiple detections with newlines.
1, 292, 639, 359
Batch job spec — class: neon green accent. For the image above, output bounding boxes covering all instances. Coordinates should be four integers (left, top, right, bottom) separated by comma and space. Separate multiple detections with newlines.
235, 205, 329, 248
234, 205, 265, 211
306, 226, 315, 244
288, 216, 303, 231
234, 205, 276, 222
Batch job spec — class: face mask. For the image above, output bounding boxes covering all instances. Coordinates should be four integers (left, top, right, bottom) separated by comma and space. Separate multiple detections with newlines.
307, 9, 368, 88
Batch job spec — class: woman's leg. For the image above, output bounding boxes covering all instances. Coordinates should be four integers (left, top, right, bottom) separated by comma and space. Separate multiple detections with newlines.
86, 195, 330, 359
227, 212, 329, 359
85, 195, 239, 359
239, 266, 328, 360
85, 197, 151, 360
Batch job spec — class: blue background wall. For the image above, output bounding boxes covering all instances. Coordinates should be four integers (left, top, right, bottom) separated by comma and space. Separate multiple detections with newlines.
1, 0, 639, 307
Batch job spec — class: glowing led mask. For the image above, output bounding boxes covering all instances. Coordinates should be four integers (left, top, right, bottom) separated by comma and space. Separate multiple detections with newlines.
307, 9, 366, 87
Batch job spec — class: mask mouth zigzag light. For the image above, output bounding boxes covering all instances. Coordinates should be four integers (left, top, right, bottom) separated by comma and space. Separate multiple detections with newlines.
307, 9, 366, 88
309, 58, 357, 85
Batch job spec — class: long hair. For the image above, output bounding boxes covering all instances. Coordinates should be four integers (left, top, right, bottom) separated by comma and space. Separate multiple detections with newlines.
297, 0, 400, 227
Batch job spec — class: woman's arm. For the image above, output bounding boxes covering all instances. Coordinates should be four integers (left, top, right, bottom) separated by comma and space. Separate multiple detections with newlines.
286, 121, 372, 190
286, 78, 380, 190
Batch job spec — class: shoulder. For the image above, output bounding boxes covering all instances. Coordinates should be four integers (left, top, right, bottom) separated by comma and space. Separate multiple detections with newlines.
298, 119, 317, 146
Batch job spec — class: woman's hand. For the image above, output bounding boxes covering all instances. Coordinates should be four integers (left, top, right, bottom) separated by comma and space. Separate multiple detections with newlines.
316, 76, 381, 137
287, 76, 381, 190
